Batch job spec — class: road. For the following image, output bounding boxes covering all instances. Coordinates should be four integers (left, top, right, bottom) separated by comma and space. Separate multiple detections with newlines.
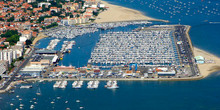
0, 47, 36, 91
174, 25, 199, 76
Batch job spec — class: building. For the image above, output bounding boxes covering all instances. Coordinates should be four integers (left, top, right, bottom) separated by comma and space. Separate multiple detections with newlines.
27, 0, 36, 3
195, 56, 205, 64
50, 7, 58, 12
44, 16, 59, 23
97, 2, 105, 8
38, 2, 51, 7
19, 65, 44, 77
30, 55, 58, 67
35, 49, 57, 55
157, 70, 176, 76
0, 49, 13, 64
54, 66, 75, 72
0, 48, 22, 64
61, 16, 90, 25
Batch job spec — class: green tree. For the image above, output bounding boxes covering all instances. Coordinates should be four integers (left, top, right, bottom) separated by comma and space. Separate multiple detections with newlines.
6, 34, 20, 45
7, 16, 14, 22
25, 39, 32, 46
1, 30, 19, 38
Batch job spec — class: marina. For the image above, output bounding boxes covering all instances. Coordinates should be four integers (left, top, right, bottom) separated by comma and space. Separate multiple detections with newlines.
60, 41, 76, 53
46, 39, 60, 50
53, 81, 68, 88
43, 26, 99, 39
72, 80, 83, 89
89, 25, 179, 66
105, 80, 119, 89
43, 21, 151, 39
87, 80, 99, 89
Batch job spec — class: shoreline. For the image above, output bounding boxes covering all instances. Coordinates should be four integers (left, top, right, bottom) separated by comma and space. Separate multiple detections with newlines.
193, 47, 220, 77
32, 32, 48, 46
94, 0, 169, 23
0, 80, 25, 93
184, 25, 220, 78
26, 76, 203, 82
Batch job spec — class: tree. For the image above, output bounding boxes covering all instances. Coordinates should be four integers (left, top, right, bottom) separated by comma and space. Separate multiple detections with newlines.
1, 30, 19, 38
18, 56, 24, 61
25, 39, 32, 46
6, 34, 20, 45
7, 16, 14, 22
93, 11, 99, 16
0, 18, 4, 21
37, 16, 44, 23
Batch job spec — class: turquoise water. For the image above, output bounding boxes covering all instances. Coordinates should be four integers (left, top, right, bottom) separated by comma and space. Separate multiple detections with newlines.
1, 0, 220, 109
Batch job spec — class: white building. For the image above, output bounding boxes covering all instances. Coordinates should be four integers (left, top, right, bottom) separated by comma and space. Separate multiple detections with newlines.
38, 2, 51, 7
0, 48, 22, 64
0, 50, 13, 64
27, 0, 36, 3
97, 3, 105, 8
20, 30, 32, 42
61, 17, 90, 25
19, 36, 27, 42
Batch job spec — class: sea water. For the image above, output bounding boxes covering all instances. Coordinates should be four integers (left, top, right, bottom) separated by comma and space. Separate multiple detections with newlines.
105, 0, 220, 56
0, 73, 220, 110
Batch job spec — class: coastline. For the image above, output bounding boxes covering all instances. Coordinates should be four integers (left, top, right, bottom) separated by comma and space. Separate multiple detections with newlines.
185, 25, 220, 78
94, 0, 168, 23
32, 32, 48, 46
0, 80, 25, 93
2, 1, 218, 95
26, 76, 203, 82
193, 47, 220, 77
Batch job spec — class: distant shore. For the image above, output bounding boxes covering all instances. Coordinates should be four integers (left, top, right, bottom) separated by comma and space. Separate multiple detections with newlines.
94, 0, 168, 23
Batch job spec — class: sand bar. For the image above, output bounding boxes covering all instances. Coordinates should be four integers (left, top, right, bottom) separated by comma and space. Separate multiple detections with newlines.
95, 0, 168, 23
193, 47, 220, 77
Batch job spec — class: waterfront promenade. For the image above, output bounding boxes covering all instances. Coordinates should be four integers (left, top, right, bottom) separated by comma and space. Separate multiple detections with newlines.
27, 75, 203, 82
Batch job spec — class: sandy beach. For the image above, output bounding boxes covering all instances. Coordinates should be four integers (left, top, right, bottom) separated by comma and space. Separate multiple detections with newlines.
32, 33, 48, 45
193, 47, 220, 78
95, 0, 168, 23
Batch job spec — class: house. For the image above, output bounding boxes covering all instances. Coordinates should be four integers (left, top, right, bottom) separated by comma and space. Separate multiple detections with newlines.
38, 2, 51, 7
20, 30, 32, 42
27, 0, 36, 3
50, 7, 58, 12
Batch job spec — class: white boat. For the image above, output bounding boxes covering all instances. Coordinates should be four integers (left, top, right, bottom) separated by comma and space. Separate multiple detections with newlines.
73, 80, 83, 89
53, 81, 61, 88
30, 105, 34, 109
20, 85, 32, 89
78, 81, 83, 85
87, 80, 99, 89
106, 81, 119, 89
59, 81, 67, 88
72, 81, 78, 88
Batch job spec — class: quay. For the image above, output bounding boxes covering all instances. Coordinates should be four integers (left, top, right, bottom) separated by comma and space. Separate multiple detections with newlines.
27, 75, 203, 82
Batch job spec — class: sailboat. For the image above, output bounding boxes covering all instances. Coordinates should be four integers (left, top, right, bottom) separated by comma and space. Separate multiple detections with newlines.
36, 88, 41, 96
